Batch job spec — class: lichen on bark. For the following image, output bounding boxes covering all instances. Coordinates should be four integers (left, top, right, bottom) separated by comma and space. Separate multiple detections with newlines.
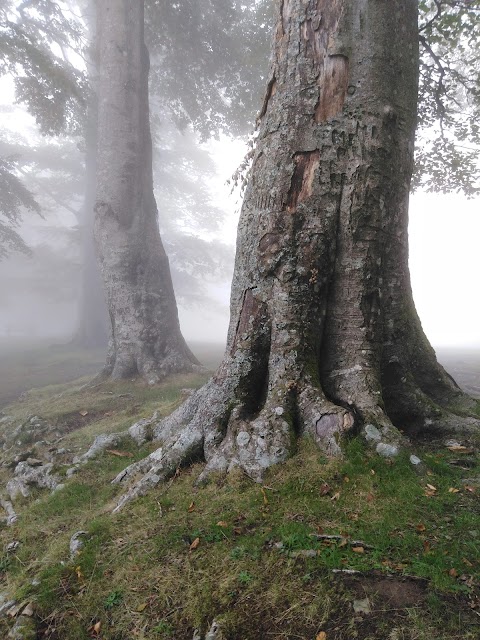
85, 0, 479, 510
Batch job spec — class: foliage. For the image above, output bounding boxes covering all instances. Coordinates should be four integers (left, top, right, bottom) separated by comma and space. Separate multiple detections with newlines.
0, 155, 40, 260
145, 0, 273, 138
416, 0, 480, 194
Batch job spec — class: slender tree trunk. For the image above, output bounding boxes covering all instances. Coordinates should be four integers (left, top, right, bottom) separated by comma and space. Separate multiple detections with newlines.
74, 80, 109, 349
94, 0, 199, 382
86, 0, 478, 510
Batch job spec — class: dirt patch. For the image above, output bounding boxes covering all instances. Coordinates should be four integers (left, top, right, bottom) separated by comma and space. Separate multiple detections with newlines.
339, 572, 428, 608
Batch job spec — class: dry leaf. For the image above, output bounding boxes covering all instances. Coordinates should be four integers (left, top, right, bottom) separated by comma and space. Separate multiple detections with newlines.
416, 523, 426, 532
316, 632, 327, 640
352, 546, 364, 554
423, 540, 431, 553
216, 521, 228, 528
447, 445, 473, 453
75, 566, 84, 581
426, 484, 437, 491
338, 537, 348, 548
319, 483, 330, 496
137, 603, 148, 612
106, 449, 133, 458
448, 488, 460, 493
463, 558, 474, 567
190, 537, 200, 551
261, 488, 269, 505
449, 568, 458, 578
93, 621, 101, 635
79, 410, 88, 417
370, 469, 375, 475
188, 502, 196, 512
343, 476, 350, 483
464, 485, 476, 493
366, 492, 375, 503
331, 492, 341, 501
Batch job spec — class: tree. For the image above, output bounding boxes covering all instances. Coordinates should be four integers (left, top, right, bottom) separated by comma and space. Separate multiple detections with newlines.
88, 0, 480, 510
94, 0, 200, 381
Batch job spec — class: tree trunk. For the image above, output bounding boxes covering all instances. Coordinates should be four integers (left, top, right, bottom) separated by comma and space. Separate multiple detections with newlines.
73, 80, 109, 350
90, 0, 478, 510
94, 0, 199, 382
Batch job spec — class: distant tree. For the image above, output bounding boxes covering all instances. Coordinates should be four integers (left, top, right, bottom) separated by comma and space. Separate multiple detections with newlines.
94, 0, 200, 381
107, 0, 480, 509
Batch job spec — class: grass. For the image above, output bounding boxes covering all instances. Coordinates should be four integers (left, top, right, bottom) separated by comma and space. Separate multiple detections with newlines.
0, 347, 478, 639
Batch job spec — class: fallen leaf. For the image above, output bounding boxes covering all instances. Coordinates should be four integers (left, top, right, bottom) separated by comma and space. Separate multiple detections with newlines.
261, 488, 269, 505
316, 632, 327, 640
449, 568, 458, 578
190, 537, 200, 551
75, 566, 84, 581
92, 621, 101, 635
464, 485, 476, 493
416, 523, 426, 532
366, 492, 375, 503
136, 603, 148, 612
216, 521, 228, 528
106, 449, 134, 458
188, 502, 196, 512
463, 558, 474, 567
447, 445, 473, 453
343, 476, 350, 483
448, 487, 460, 493
370, 469, 375, 476
79, 410, 88, 417
338, 537, 349, 548
331, 492, 341, 501
423, 540, 431, 553
426, 484, 437, 491
319, 483, 330, 496
352, 546, 364, 554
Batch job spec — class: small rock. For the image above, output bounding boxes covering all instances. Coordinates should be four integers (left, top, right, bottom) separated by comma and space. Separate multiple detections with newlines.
66, 466, 79, 478
70, 531, 89, 558
25, 458, 43, 467
364, 424, 382, 443
353, 598, 371, 614
205, 620, 224, 640
6, 541, 20, 554
56, 448, 68, 455
7, 614, 37, 640
376, 442, 399, 458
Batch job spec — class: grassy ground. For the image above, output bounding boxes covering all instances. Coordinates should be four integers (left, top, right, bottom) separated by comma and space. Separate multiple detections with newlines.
0, 346, 479, 639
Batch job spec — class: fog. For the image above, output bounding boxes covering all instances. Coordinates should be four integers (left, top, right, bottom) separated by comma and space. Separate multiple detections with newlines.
0, 0, 478, 374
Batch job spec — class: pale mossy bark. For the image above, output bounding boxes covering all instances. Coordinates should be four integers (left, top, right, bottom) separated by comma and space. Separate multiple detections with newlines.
85, 0, 478, 509
94, 0, 199, 382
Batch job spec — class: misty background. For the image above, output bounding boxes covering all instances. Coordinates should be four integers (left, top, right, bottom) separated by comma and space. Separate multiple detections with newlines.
0, 0, 479, 404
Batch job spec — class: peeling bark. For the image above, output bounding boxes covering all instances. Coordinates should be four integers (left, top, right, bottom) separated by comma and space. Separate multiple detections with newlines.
94, 0, 199, 382
86, 0, 478, 510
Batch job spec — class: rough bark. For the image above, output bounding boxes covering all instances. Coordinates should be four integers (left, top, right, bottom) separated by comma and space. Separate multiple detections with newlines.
87, 0, 478, 509
94, 0, 199, 381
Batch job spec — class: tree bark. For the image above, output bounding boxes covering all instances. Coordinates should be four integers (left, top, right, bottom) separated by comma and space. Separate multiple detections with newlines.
94, 0, 199, 381
87, 0, 478, 509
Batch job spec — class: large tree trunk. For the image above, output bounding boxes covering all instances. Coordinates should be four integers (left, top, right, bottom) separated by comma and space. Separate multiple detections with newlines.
86, 0, 478, 510
94, 0, 199, 382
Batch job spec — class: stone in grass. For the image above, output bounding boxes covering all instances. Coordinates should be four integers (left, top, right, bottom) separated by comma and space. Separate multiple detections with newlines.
70, 531, 89, 559
7, 615, 37, 640
353, 598, 371, 614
